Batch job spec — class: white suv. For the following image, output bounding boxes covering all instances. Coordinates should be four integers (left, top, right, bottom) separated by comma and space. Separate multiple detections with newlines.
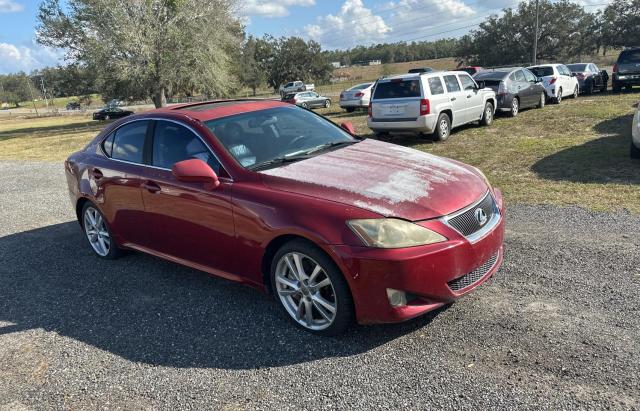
367, 71, 496, 141
527, 64, 579, 103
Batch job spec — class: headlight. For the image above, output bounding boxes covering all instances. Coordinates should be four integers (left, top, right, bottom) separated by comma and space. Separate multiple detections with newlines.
347, 218, 447, 248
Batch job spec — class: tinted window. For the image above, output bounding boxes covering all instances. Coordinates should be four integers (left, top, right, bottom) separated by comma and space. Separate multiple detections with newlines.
428, 77, 445, 95
152, 121, 221, 173
529, 66, 554, 77
443, 75, 461, 92
523, 69, 537, 82
619, 50, 640, 64
567, 64, 587, 72
513, 70, 526, 81
350, 83, 372, 90
458, 74, 476, 90
112, 121, 148, 163
102, 132, 115, 156
560, 65, 571, 76
373, 79, 422, 99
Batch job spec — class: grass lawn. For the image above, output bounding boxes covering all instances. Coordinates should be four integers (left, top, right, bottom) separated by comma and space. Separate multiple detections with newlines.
0, 91, 638, 212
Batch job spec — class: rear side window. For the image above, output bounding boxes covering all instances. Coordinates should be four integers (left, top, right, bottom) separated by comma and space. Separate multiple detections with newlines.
428, 77, 445, 95
458, 74, 476, 90
619, 50, 640, 64
112, 121, 149, 164
523, 69, 537, 82
529, 66, 554, 77
373, 79, 421, 99
102, 132, 115, 156
514, 70, 526, 82
443, 75, 461, 92
153, 120, 221, 173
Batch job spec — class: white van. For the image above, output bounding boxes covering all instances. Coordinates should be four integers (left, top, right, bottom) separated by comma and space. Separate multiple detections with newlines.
367, 71, 496, 141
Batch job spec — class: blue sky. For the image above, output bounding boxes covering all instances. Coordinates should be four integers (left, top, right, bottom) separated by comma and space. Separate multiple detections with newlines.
0, 0, 611, 74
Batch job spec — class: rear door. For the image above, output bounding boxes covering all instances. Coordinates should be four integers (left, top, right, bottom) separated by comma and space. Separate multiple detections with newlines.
442, 74, 467, 126
370, 78, 423, 121
140, 119, 236, 274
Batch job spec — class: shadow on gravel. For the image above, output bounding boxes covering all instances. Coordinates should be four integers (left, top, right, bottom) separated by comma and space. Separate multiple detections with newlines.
532, 113, 640, 185
0, 222, 445, 370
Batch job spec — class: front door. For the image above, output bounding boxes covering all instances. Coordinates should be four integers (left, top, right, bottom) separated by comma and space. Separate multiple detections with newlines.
458, 74, 484, 122
140, 120, 237, 275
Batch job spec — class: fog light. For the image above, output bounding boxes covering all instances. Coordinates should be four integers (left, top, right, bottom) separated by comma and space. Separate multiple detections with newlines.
386, 289, 407, 307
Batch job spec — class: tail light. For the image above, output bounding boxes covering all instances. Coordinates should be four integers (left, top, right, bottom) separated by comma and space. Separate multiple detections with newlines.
355, 92, 364, 97
368, 102, 372, 117
497, 81, 507, 96
613, 63, 618, 73
549, 77, 557, 85
419, 99, 430, 116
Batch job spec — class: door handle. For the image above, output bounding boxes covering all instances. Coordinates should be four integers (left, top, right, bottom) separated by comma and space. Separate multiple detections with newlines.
142, 181, 161, 193
451, 97, 457, 101
89, 168, 103, 180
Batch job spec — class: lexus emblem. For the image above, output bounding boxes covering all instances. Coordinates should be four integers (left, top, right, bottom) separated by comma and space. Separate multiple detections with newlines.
474, 208, 488, 226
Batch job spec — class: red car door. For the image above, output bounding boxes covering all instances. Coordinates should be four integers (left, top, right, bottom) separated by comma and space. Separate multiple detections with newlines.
96, 119, 151, 247
139, 119, 238, 276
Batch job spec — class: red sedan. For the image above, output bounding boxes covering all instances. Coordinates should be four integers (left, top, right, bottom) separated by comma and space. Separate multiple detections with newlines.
65, 99, 504, 335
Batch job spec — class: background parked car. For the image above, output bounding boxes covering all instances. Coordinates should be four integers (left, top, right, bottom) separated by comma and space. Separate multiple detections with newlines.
339, 82, 373, 112
283, 91, 331, 109
567, 63, 608, 94
632, 102, 640, 159
105, 99, 124, 107
92, 107, 134, 121
66, 102, 81, 110
367, 71, 496, 141
474, 67, 546, 117
528, 64, 579, 103
613, 47, 640, 92
408, 67, 434, 74
459, 66, 484, 76
279, 81, 315, 97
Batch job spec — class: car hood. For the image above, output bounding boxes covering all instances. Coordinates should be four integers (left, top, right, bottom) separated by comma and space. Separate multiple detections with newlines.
258, 139, 488, 221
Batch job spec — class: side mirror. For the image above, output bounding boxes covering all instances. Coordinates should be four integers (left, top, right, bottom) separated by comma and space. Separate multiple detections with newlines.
172, 159, 220, 189
340, 121, 356, 135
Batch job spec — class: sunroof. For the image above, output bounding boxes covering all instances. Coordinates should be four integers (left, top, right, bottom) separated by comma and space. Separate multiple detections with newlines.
178, 100, 261, 112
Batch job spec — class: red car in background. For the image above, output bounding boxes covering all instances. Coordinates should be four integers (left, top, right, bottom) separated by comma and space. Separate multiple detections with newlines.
64, 99, 504, 335
459, 66, 484, 76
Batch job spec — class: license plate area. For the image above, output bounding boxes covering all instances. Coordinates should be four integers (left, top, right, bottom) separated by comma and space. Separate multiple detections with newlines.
383, 104, 407, 115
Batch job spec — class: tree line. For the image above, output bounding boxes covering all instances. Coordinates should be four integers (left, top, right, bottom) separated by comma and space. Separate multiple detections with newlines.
1, 0, 638, 108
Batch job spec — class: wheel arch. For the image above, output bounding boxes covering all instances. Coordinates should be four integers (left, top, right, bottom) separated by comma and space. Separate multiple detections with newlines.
75, 197, 91, 226
440, 108, 453, 125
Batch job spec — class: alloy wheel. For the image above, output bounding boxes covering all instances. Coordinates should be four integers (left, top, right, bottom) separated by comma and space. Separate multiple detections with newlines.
83, 206, 110, 257
484, 104, 493, 124
557, 89, 562, 103
325, 100, 331, 108
511, 98, 519, 116
275, 252, 337, 331
439, 117, 449, 138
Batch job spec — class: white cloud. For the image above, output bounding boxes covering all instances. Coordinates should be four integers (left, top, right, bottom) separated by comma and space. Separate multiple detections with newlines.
242, 0, 315, 18
0, 42, 64, 74
304, 0, 391, 49
0, 0, 23, 13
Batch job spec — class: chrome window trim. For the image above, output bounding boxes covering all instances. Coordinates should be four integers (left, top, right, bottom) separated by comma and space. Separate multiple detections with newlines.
440, 190, 501, 244
99, 117, 233, 182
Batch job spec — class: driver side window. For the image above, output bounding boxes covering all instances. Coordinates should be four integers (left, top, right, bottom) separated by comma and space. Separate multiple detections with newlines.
152, 120, 221, 174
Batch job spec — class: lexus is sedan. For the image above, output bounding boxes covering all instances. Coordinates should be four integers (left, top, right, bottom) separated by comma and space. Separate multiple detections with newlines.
65, 99, 505, 335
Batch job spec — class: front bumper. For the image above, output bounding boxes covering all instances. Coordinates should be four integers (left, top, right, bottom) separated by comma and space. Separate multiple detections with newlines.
367, 114, 437, 133
332, 188, 506, 324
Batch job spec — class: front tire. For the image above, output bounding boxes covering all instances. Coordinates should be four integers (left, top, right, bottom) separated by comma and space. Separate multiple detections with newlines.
81, 202, 122, 259
270, 240, 354, 336
324, 99, 331, 108
508, 97, 519, 117
480, 101, 494, 126
432, 113, 451, 141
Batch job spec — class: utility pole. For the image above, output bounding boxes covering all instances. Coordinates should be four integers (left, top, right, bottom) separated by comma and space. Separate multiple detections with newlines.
532, 0, 540, 65
25, 77, 39, 117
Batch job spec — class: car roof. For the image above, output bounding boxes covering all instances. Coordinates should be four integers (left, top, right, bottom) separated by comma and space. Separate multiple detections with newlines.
379, 70, 469, 81
152, 99, 289, 122
529, 64, 559, 68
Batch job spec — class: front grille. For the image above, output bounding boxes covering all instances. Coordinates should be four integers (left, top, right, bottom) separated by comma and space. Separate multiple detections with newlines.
447, 193, 496, 237
447, 252, 499, 291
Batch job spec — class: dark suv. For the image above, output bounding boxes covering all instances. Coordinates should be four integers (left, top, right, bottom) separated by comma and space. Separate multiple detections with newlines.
613, 48, 640, 92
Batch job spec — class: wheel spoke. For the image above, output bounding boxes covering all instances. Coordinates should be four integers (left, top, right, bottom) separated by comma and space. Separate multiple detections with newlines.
303, 299, 313, 326
295, 300, 304, 320
312, 277, 331, 291
311, 299, 332, 322
86, 210, 96, 226
97, 236, 108, 254
308, 264, 322, 284
292, 253, 308, 281
276, 275, 299, 291
284, 255, 299, 281
312, 294, 336, 314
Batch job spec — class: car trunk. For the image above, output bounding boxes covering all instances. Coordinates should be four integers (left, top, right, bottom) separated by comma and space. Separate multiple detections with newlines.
370, 79, 422, 120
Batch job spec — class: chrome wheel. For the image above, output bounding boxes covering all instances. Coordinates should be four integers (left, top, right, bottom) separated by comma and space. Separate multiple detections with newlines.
484, 104, 493, 124
83, 206, 110, 257
324, 100, 331, 108
439, 117, 449, 138
275, 252, 337, 331
511, 98, 519, 116
556, 88, 562, 103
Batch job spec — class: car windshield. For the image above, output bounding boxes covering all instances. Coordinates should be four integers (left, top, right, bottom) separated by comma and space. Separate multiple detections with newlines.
474, 71, 508, 80
204, 106, 357, 170
350, 83, 372, 90
567, 64, 587, 72
529, 66, 554, 77
619, 50, 640, 64
373, 79, 421, 99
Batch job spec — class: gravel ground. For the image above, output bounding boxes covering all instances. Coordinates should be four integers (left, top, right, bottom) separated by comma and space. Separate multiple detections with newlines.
0, 160, 638, 410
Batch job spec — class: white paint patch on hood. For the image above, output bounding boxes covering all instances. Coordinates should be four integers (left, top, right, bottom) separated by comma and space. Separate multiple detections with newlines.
260, 139, 475, 215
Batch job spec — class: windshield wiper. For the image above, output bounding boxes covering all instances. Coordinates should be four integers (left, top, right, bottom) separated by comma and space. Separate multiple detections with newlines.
248, 154, 312, 171
303, 140, 358, 155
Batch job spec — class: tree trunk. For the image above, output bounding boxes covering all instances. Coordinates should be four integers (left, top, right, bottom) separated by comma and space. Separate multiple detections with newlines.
152, 86, 166, 108
252, 86, 257, 97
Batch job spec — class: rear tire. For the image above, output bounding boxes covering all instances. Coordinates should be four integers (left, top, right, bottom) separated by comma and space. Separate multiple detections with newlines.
508, 97, 519, 117
270, 240, 354, 336
555, 88, 563, 104
301, 102, 308, 109
480, 102, 494, 126
432, 113, 451, 142
631, 142, 640, 159
81, 202, 122, 260
537, 92, 546, 109
324, 100, 331, 108
572, 86, 579, 99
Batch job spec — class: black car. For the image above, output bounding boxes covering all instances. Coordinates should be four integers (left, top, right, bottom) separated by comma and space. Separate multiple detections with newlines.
567, 63, 608, 94
66, 102, 81, 110
407, 67, 434, 74
92, 107, 133, 121
613, 47, 640, 92
474, 67, 546, 117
